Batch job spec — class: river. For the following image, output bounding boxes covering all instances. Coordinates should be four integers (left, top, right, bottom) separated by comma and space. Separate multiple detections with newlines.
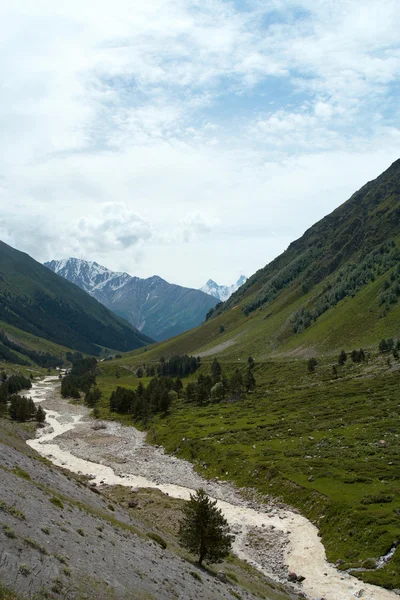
27, 376, 396, 600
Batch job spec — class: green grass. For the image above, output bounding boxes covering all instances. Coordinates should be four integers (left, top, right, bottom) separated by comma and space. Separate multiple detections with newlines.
97, 353, 400, 590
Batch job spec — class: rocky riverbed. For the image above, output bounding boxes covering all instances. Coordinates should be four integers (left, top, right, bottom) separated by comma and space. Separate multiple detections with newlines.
28, 376, 398, 600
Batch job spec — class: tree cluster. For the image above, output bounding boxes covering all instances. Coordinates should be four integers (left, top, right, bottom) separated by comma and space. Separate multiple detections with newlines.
61, 357, 97, 399
379, 338, 397, 353
8, 394, 45, 423
0, 330, 63, 368
138, 355, 201, 379
0, 372, 45, 423
185, 357, 256, 405
244, 248, 319, 316
292, 241, 400, 334
109, 376, 182, 421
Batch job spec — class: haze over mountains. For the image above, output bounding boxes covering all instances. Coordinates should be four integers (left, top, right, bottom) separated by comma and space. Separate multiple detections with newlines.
45, 258, 219, 341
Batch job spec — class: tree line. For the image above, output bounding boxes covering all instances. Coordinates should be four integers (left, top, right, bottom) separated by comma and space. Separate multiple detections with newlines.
108, 356, 256, 423
61, 357, 98, 399
136, 354, 201, 378
0, 372, 45, 423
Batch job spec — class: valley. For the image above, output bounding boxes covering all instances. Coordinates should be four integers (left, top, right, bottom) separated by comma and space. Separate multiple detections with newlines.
1, 160, 400, 599
21, 376, 399, 599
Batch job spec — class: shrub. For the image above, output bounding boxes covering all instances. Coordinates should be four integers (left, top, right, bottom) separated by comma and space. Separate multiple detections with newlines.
50, 496, 64, 509
147, 532, 167, 549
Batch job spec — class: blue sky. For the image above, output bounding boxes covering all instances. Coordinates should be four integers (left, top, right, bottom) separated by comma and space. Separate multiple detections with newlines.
0, 0, 399, 287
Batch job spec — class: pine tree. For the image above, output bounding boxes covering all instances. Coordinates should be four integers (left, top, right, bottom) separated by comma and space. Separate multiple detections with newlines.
211, 359, 222, 383
36, 405, 46, 424
245, 368, 256, 392
179, 488, 234, 566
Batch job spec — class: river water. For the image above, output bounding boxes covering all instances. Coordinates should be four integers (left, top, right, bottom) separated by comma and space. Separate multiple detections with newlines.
27, 376, 396, 600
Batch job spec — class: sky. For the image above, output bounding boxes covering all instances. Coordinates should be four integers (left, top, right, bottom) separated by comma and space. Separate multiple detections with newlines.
1, 1, 399, 288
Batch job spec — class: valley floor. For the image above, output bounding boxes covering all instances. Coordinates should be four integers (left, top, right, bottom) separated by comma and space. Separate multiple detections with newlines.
17, 376, 399, 600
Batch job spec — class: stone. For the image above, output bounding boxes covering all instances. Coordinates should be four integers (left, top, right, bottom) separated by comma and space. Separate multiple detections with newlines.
217, 572, 228, 583
287, 571, 298, 582
379, 440, 387, 447
308, 475, 314, 482
128, 500, 139, 508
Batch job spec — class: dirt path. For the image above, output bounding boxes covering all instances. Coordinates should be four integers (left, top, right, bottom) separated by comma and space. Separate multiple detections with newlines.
28, 376, 396, 600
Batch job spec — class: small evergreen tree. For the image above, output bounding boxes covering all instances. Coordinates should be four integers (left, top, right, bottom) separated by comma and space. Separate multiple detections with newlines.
379, 339, 388, 353
211, 359, 222, 383
179, 488, 234, 566
307, 357, 318, 372
229, 368, 243, 398
245, 368, 256, 392
36, 405, 46, 424
338, 350, 347, 365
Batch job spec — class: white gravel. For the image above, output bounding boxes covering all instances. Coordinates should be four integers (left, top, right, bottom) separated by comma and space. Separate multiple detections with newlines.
28, 376, 397, 600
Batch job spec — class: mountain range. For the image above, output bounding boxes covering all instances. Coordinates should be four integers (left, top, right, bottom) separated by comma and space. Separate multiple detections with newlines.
44, 258, 219, 341
0, 241, 152, 357
200, 275, 247, 301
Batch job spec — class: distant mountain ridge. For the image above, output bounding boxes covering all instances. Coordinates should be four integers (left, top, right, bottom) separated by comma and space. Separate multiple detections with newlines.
200, 275, 247, 302
45, 258, 218, 341
0, 242, 152, 356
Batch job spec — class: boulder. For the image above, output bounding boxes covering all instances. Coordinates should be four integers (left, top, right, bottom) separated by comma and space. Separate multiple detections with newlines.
217, 572, 228, 583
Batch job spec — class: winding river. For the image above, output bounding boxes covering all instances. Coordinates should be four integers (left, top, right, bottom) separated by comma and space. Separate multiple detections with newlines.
27, 376, 396, 600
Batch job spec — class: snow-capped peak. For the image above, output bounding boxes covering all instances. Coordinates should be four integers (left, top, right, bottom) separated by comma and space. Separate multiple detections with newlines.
200, 275, 247, 302
44, 257, 130, 295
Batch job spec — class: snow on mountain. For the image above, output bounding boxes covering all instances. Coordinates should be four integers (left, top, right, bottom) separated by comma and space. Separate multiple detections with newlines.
200, 275, 247, 302
44, 258, 218, 341
45, 258, 131, 297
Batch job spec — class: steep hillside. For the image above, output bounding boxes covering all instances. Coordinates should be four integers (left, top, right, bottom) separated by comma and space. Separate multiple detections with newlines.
0, 242, 153, 356
121, 159, 400, 361
0, 417, 286, 600
45, 258, 218, 341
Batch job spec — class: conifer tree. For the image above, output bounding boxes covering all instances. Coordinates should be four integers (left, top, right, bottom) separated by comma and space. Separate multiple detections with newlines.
36, 405, 46, 424
179, 489, 234, 566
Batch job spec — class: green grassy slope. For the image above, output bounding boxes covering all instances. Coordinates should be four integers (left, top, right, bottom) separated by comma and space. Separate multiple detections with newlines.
90, 160, 400, 591
0, 241, 153, 356
95, 353, 400, 590
115, 159, 400, 363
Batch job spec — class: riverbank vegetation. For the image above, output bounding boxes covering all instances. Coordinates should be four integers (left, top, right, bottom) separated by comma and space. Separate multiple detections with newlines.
95, 348, 400, 590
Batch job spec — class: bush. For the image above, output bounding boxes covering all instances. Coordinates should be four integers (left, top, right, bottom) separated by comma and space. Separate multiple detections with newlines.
50, 496, 64, 509
147, 532, 167, 549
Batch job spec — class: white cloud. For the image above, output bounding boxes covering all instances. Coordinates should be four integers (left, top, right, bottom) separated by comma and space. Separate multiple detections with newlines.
0, 0, 399, 287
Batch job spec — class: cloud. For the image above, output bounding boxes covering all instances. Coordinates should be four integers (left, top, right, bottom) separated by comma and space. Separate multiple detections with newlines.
0, 1, 399, 287
75, 203, 153, 253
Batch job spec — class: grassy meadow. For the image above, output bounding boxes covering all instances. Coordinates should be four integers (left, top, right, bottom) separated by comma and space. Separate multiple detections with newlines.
96, 351, 400, 589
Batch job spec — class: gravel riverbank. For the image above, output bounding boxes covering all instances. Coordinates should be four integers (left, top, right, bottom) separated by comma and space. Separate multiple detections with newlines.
28, 376, 397, 600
